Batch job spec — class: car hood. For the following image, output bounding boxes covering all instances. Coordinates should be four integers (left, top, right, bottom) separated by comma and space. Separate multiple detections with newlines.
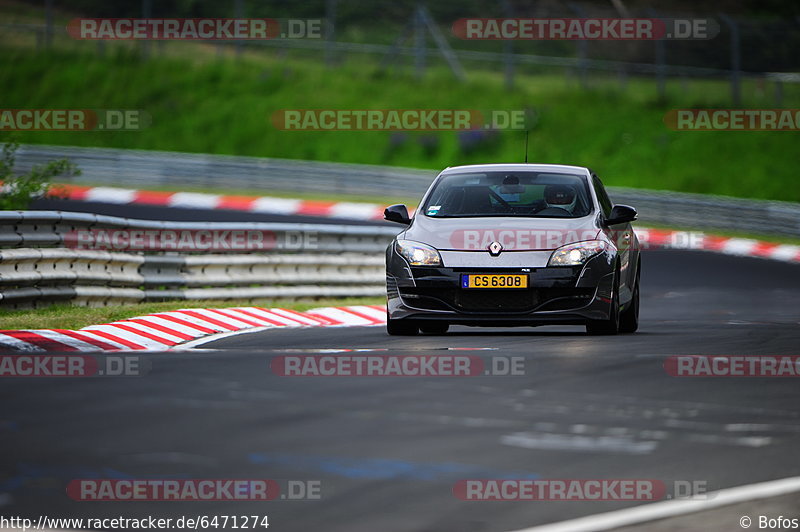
400, 215, 601, 251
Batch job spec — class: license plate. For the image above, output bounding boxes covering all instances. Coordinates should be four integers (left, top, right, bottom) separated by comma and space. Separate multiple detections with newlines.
461, 274, 528, 289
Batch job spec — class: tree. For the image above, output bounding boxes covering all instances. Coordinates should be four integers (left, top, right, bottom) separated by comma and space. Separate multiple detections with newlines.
0, 141, 80, 210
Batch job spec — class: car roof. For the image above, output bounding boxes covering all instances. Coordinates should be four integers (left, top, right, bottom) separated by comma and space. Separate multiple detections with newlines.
440, 163, 591, 176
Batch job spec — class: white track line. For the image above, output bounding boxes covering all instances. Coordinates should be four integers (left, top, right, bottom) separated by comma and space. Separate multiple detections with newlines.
508, 476, 800, 532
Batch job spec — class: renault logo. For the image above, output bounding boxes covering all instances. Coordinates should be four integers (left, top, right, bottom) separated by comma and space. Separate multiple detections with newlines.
488, 241, 503, 256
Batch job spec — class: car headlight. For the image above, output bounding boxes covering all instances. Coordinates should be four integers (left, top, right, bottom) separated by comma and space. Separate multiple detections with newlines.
396, 240, 442, 266
548, 240, 608, 266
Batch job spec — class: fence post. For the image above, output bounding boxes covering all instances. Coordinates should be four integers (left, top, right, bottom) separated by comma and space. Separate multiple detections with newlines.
379, 18, 413, 73
719, 13, 741, 106
235, 0, 244, 58
141, 0, 152, 59
418, 6, 466, 81
324, 0, 336, 67
646, 9, 666, 100
44, 0, 53, 49
414, 6, 426, 79
502, 0, 515, 90
654, 38, 666, 100
567, 3, 588, 89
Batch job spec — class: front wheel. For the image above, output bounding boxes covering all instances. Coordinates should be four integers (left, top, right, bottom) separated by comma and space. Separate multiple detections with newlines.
619, 280, 639, 333
586, 273, 620, 336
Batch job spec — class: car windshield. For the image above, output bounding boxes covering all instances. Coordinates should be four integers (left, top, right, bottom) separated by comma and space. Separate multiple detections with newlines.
422, 171, 593, 218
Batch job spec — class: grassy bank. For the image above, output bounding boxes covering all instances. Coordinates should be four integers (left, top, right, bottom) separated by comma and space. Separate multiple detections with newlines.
2, 43, 799, 202
0, 297, 384, 330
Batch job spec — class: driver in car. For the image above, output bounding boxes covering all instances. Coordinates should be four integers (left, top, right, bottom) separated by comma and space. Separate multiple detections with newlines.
541, 184, 577, 215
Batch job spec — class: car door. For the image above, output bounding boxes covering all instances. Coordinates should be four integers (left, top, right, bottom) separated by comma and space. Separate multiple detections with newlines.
592, 174, 636, 303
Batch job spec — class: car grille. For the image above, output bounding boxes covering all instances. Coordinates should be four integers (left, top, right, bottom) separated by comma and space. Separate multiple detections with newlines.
455, 290, 536, 311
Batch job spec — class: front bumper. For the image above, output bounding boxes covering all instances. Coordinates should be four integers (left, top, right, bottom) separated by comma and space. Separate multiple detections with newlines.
386, 252, 616, 326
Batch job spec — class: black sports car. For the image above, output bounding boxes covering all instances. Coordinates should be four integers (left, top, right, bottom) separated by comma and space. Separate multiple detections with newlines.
384, 164, 640, 335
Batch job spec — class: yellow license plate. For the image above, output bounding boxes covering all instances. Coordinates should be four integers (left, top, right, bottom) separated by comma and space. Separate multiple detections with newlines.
461, 274, 528, 289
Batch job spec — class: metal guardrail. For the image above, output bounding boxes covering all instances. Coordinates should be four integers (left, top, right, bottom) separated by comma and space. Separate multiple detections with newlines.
609, 187, 800, 239
0, 211, 397, 309
16, 145, 800, 239
15, 145, 435, 198
4, 191, 800, 309
0, 210, 399, 251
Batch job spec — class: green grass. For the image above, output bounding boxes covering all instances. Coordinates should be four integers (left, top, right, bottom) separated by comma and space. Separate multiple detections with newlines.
0, 297, 384, 330
0, 42, 798, 202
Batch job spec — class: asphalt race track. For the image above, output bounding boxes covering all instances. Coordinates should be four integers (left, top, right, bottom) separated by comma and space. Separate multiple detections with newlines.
2, 241, 800, 529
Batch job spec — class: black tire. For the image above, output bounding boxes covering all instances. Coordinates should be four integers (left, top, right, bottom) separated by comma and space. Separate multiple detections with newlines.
386, 313, 418, 336
419, 322, 449, 335
586, 270, 620, 335
619, 279, 639, 334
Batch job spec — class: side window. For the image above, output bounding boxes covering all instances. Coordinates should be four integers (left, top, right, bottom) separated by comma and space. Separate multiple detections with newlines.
592, 175, 613, 218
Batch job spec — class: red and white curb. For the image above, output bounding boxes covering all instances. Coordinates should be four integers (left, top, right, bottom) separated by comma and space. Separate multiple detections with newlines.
0, 305, 387, 352
49, 184, 800, 262
52, 184, 392, 221
636, 228, 800, 263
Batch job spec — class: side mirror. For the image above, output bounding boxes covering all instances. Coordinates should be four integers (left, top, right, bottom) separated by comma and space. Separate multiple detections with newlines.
604, 204, 637, 226
384, 204, 411, 225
